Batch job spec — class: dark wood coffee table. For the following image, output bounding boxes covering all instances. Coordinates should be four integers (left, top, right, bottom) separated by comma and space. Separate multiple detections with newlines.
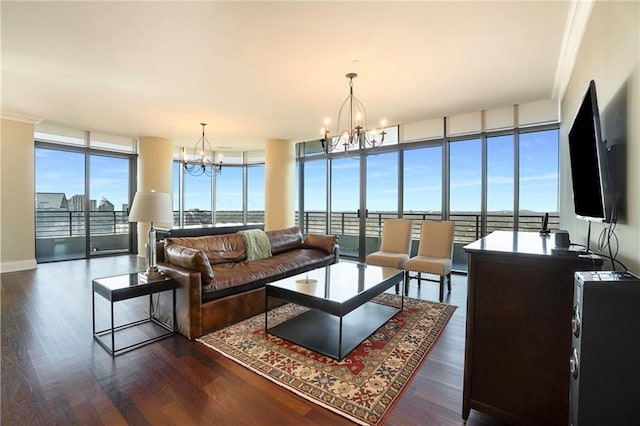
265, 262, 404, 360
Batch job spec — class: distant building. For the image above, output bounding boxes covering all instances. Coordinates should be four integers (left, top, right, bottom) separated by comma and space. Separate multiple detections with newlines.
122, 203, 128, 212
90, 200, 97, 211
70, 194, 84, 211
36, 192, 69, 210
98, 197, 114, 211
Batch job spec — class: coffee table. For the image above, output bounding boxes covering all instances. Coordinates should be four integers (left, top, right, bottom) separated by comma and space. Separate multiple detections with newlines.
264, 262, 404, 360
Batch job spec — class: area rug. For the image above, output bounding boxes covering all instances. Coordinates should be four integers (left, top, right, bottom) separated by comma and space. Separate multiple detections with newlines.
197, 294, 456, 425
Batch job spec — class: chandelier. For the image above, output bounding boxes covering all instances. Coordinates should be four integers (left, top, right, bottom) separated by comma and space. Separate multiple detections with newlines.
182, 123, 222, 177
320, 72, 386, 155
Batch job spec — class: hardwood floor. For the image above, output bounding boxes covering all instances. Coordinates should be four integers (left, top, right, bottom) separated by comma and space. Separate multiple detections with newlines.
1, 256, 504, 425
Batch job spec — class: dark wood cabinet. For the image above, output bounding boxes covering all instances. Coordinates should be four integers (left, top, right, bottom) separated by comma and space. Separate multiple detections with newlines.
462, 231, 601, 425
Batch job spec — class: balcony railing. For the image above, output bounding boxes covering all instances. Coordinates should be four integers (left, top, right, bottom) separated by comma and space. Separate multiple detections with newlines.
35, 210, 131, 238
36, 209, 558, 246
300, 211, 558, 241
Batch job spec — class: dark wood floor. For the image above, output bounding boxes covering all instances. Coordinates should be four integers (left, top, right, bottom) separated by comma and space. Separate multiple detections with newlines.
1, 256, 505, 425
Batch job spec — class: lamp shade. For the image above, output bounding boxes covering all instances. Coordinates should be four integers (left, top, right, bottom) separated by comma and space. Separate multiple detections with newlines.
128, 191, 174, 224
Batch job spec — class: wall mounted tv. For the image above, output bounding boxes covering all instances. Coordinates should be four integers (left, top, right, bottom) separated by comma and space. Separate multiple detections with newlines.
568, 80, 615, 223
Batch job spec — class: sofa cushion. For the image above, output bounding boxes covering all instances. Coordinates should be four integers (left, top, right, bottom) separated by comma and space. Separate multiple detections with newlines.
266, 226, 303, 255
166, 234, 246, 265
165, 244, 214, 285
303, 234, 338, 254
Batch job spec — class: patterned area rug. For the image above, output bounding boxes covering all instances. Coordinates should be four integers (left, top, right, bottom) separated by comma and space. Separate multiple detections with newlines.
197, 294, 456, 425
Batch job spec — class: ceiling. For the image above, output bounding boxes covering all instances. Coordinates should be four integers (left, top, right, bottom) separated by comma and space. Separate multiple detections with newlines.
1, 1, 571, 151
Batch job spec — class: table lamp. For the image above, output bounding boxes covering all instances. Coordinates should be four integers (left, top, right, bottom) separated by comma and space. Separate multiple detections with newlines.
128, 190, 173, 282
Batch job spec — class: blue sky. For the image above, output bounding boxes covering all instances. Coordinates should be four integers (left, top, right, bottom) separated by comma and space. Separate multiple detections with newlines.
35, 149, 130, 209
37, 129, 558, 213
304, 129, 559, 213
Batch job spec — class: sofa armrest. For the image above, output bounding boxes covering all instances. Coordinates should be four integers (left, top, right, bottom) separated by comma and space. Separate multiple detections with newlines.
164, 244, 214, 285
303, 234, 340, 257
156, 261, 204, 340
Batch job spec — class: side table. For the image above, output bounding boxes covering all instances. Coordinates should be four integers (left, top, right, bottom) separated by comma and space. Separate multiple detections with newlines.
92, 273, 177, 356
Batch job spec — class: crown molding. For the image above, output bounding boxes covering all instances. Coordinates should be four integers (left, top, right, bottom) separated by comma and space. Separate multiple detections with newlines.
0, 111, 42, 124
552, 0, 595, 102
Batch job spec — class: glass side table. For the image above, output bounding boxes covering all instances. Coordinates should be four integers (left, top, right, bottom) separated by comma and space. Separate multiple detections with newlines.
92, 272, 177, 356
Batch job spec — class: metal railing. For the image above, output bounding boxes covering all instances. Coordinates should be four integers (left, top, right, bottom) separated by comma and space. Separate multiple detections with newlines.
299, 210, 560, 244
35, 210, 130, 238
35, 210, 264, 238
36, 209, 558, 245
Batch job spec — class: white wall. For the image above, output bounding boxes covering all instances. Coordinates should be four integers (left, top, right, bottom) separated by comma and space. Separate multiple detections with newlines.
0, 118, 37, 272
560, 0, 640, 273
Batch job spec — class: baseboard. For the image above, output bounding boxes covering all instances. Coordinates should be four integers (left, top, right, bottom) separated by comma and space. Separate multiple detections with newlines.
1, 259, 38, 273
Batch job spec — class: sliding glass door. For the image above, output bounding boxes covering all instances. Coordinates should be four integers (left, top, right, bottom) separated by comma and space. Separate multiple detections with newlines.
89, 154, 131, 255
330, 156, 360, 258
35, 147, 86, 262
35, 144, 135, 262
365, 152, 398, 257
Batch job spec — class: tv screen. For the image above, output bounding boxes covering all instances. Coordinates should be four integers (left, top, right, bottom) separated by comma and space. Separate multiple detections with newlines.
568, 80, 613, 223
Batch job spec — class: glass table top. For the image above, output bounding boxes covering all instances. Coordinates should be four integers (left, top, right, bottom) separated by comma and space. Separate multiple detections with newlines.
267, 262, 402, 304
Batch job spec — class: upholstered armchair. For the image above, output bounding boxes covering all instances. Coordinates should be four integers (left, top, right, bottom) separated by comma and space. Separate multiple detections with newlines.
366, 219, 413, 293
404, 220, 455, 302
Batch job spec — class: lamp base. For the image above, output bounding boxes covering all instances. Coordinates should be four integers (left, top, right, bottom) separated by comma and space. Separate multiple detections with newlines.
138, 266, 165, 283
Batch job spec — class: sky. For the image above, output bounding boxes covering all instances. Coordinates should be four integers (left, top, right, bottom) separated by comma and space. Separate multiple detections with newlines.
35, 149, 130, 209
36, 129, 559, 214
304, 129, 559, 213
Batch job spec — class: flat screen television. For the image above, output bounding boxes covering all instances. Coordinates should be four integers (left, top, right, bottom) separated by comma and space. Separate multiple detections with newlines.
568, 80, 614, 223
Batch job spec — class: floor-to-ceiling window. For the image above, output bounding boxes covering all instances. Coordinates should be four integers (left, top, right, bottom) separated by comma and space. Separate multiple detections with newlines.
365, 151, 398, 256
331, 156, 360, 257
247, 165, 265, 224
35, 130, 136, 262
172, 150, 266, 227
296, 122, 559, 272
35, 147, 87, 262
184, 171, 212, 225
89, 154, 130, 254
486, 134, 515, 234
518, 129, 559, 230
301, 159, 327, 234
403, 144, 443, 255
449, 138, 482, 268
215, 166, 243, 224
172, 162, 181, 226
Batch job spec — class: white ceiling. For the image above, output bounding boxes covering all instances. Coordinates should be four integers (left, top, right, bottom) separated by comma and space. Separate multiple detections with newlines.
1, 1, 571, 151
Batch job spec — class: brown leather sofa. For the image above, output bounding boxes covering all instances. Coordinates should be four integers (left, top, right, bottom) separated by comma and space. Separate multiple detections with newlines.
154, 226, 339, 339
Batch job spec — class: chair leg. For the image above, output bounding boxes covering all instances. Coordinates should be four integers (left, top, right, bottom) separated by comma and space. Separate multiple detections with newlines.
417, 272, 421, 288
404, 270, 409, 296
447, 273, 452, 292
439, 275, 444, 302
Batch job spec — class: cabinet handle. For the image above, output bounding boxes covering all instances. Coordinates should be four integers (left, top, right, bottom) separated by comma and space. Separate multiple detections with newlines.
570, 348, 579, 379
